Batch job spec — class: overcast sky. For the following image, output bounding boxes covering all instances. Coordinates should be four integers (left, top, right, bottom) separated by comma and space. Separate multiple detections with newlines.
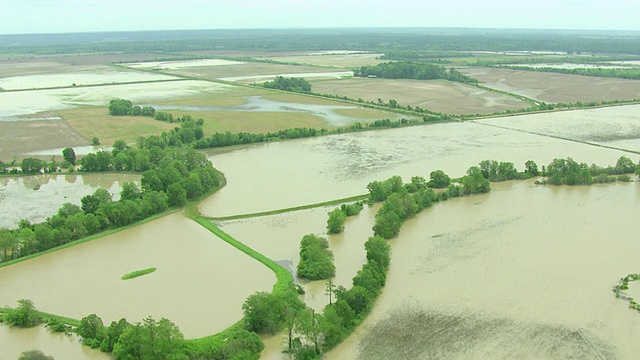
0, 0, 638, 35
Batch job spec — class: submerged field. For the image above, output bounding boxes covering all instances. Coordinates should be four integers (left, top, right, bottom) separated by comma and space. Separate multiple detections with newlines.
0, 212, 274, 339
326, 181, 640, 359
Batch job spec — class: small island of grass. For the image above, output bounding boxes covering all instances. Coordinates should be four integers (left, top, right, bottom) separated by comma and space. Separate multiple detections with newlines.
121, 267, 157, 280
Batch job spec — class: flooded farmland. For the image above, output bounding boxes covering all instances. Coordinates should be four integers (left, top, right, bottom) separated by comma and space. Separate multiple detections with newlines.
0, 173, 140, 229
200, 110, 640, 218
325, 180, 640, 360
0, 325, 112, 360
0, 212, 274, 339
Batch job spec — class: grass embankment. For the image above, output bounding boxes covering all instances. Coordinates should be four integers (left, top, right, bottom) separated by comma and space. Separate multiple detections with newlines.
210, 194, 368, 221
121, 267, 157, 280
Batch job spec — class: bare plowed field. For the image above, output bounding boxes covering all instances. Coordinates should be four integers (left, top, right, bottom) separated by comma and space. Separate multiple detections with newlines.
311, 78, 529, 115
462, 67, 640, 103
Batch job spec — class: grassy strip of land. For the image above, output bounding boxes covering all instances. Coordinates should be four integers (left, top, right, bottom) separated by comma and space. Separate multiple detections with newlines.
186, 204, 293, 294
121, 267, 157, 280
0, 307, 81, 328
209, 194, 369, 221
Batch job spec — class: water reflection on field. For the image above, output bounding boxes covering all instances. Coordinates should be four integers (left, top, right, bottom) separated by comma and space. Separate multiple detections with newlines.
0, 173, 139, 229
326, 181, 640, 359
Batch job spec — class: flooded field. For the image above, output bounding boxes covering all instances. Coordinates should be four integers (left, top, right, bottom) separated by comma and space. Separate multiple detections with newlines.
0, 173, 139, 229
0, 212, 274, 339
461, 67, 640, 103
476, 104, 640, 152
326, 181, 640, 360
200, 112, 639, 218
262, 53, 386, 68
311, 78, 529, 115
219, 204, 378, 312
0, 80, 229, 119
0, 325, 111, 360
504, 63, 631, 70
0, 66, 178, 91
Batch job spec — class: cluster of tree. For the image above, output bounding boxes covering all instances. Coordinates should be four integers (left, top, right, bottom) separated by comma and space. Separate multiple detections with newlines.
498, 65, 640, 80
4, 299, 42, 328
542, 156, 638, 185
353, 61, 478, 85
0, 147, 220, 263
18, 350, 54, 360
326, 202, 363, 234
241, 234, 391, 358
263, 76, 312, 93
371, 176, 440, 239
108, 99, 156, 117
0, 157, 61, 175
296, 234, 335, 280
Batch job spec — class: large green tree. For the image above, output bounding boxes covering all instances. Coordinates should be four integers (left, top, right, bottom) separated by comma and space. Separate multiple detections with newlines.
112, 316, 186, 360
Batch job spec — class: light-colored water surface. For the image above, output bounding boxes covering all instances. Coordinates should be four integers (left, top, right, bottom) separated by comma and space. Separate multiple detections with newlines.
200, 113, 640, 218
0, 325, 112, 360
0, 80, 230, 119
324, 181, 640, 359
0, 67, 177, 91
0, 173, 139, 229
0, 212, 274, 339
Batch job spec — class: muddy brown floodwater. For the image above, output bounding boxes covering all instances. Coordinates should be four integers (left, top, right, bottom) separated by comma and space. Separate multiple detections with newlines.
200, 112, 640, 218
324, 180, 640, 360
0, 212, 274, 341
219, 204, 379, 313
0, 325, 112, 360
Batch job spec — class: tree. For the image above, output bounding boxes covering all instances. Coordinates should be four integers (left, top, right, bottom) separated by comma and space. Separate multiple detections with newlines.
77, 314, 105, 348
461, 172, 491, 194
325, 279, 337, 305
427, 170, 451, 188
242, 291, 289, 334
326, 208, 347, 234
92, 137, 101, 146
21, 158, 46, 174
524, 160, 539, 176
167, 183, 187, 207
294, 308, 324, 356
297, 234, 335, 280
6, 299, 42, 327
364, 236, 391, 270
113, 140, 128, 152
62, 147, 76, 165
120, 182, 142, 201
100, 318, 130, 353
113, 316, 186, 360
18, 350, 54, 360
614, 155, 636, 174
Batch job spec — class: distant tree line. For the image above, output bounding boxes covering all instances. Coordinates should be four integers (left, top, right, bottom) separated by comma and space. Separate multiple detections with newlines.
263, 76, 312, 93
354, 61, 478, 85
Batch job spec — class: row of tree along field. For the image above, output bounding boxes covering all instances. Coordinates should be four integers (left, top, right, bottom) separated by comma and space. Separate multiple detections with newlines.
497, 64, 640, 80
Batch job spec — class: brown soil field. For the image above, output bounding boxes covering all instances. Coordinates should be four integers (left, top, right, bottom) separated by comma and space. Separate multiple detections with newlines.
0, 118, 88, 160
198, 111, 327, 134
461, 67, 640, 103
0, 53, 163, 77
160, 62, 331, 80
311, 78, 529, 115
62, 108, 177, 146
261, 53, 386, 68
